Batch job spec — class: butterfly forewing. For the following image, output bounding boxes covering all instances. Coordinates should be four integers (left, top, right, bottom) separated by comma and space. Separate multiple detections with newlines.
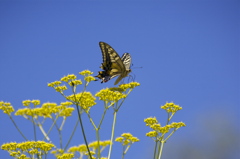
96, 42, 132, 85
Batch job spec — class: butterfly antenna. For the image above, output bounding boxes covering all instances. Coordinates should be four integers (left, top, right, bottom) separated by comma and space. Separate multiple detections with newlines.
131, 63, 143, 69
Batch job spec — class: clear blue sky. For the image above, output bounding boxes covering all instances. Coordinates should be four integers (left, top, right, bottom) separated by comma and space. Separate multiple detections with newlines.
0, 1, 239, 159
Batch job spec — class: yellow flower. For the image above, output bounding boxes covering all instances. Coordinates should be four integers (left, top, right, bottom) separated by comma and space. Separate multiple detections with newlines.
1, 142, 17, 151
150, 123, 161, 131
22, 100, 31, 106
119, 82, 140, 90
95, 88, 127, 103
66, 92, 96, 112
161, 102, 182, 113
55, 85, 67, 92
57, 153, 74, 159
68, 80, 82, 86
79, 70, 93, 76
0, 101, 14, 115
144, 117, 158, 126
84, 76, 96, 82
32, 100, 40, 106
88, 140, 111, 149
59, 107, 74, 117
115, 137, 123, 142
115, 133, 139, 145
170, 122, 186, 128
48, 81, 61, 87
146, 131, 158, 137
61, 74, 77, 82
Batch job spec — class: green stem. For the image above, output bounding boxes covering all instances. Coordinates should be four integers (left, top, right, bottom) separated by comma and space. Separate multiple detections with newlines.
76, 104, 92, 159
64, 119, 79, 151
9, 115, 28, 141
108, 110, 117, 159
153, 140, 159, 159
96, 129, 101, 158
39, 123, 51, 142
71, 81, 92, 159
164, 129, 177, 142
98, 101, 108, 128
121, 145, 125, 159
32, 118, 37, 141
158, 141, 165, 159
43, 116, 59, 141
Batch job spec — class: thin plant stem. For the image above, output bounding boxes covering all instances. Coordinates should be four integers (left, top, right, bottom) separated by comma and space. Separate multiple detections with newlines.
71, 81, 92, 159
64, 119, 79, 151
43, 116, 59, 141
76, 104, 92, 159
153, 141, 159, 159
121, 145, 125, 159
96, 129, 101, 158
9, 115, 28, 141
158, 141, 165, 159
39, 123, 51, 142
32, 117, 37, 141
108, 110, 117, 159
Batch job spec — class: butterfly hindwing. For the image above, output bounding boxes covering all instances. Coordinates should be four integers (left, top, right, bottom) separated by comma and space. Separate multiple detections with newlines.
96, 42, 131, 85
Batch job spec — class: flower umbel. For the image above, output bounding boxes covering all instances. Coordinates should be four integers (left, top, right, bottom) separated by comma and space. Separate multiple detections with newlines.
144, 102, 186, 159
0, 101, 14, 115
1, 141, 55, 158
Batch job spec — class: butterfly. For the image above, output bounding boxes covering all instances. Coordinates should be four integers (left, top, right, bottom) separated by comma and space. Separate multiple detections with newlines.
95, 42, 132, 85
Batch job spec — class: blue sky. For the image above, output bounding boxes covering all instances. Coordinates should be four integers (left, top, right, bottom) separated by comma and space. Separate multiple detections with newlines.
0, 0, 239, 159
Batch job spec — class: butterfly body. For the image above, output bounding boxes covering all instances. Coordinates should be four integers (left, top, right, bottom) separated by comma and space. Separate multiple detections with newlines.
95, 42, 131, 85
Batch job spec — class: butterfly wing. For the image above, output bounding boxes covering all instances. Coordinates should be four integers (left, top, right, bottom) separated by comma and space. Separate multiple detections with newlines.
96, 42, 131, 85
114, 53, 132, 85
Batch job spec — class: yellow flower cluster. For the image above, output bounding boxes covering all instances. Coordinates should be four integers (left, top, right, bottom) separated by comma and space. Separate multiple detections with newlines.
15, 101, 74, 118
61, 74, 77, 82
66, 92, 96, 112
57, 153, 74, 159
68, 141, 110, 159
68, 144, 87, 153
144, 117, 158, 126
1, 141, 55, 158
79, 70, 96, 82
146, 131, 158, 137
79, 70, 93, 76
95, 88, 127, 103
88, 140, 111, 149
119, 82, 140, 90
22, 100, 41, 107
0, 101, 14, 115
144, 116, 186, 139
68, 80, 82, 86
47, 81, 62, 87
115, 133, 140, 145
161, 102, 182, 113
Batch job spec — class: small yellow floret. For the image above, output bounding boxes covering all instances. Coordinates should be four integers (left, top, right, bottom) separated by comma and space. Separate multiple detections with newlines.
146, 131, 158, 137
31, 100, 40, 106
22, 100, 31, 106
79, 70, 93, 76
0, 101, 15, 115
161, 102, 182, 113
84, 76, 96, 82
144, 117, 158, 126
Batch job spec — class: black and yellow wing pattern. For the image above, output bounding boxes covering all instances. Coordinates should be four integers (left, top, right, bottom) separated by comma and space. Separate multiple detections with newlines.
95, 42, 131, 85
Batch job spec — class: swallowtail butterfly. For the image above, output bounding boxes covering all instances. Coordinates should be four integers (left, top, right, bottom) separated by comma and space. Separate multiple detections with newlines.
95, 42, 131, 85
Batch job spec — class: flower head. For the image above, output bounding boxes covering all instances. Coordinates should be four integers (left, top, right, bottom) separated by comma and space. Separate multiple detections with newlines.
0, 101, 14, 115
79, 70, 93, 76
161, 102, 182, 113
95, 88, 127, 103
66, 92, 96, 112
115, 133, 139, 146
